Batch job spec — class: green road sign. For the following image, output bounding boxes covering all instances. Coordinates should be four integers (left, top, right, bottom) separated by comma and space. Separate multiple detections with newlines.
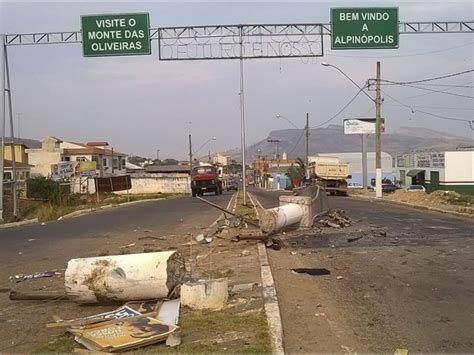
81, 13, 151, 57
331, 8, 399, 49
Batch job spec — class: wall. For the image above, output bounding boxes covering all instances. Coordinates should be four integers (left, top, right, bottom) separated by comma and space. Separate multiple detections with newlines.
115, 173, 191, 195
442, 151, 474, 194
26, 150, 62, 177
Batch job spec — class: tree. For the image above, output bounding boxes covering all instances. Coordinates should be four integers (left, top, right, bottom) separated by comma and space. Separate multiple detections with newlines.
163, 158, 179, 165
286, 157, 305, 187
128, 155, 148, 166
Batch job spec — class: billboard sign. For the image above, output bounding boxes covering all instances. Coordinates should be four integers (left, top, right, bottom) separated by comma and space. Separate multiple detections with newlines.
331, 7, 399, 49
51, 162, 76, 181
81, 13, 151, 57
79, 161, 97, 177
343, 118, 385, 134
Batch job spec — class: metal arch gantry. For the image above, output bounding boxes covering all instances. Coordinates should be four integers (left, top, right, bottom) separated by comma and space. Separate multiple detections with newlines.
1, 20, 474, 220
4, 21, 474, 45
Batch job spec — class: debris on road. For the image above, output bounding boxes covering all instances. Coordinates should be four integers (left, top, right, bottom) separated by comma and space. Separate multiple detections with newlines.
10, 290, 67, 301
166, 333, 182, 347
181, 279, 229, 310
70, 315, 178, 352
65, 251, 185, 304
347, 236, 364, 243
120, 243, 136, 248
318, 209, 352, 228
9, 271, 60, 283
240, 250, 251, 257
46, 299, 181, 352
292, 268, 331, 276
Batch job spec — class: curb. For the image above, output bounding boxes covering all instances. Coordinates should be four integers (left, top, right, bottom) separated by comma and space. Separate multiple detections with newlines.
349, 194, 473, 218
248, 192, 285, 355
0, 218, 39, 229
58, 198, 167, 221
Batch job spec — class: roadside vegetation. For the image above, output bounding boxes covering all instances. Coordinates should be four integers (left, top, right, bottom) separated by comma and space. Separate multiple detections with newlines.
234, 191, 257, 222
11, 192, 185, 223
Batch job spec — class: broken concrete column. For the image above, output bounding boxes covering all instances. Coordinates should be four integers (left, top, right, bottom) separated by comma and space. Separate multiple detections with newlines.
260, 185, 330, 234
181, 279, 228, 310
259, 203, 304, 234
65, 251, 185, 304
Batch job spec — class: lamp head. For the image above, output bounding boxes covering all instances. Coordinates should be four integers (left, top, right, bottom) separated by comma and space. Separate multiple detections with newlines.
321, 61, 330, 67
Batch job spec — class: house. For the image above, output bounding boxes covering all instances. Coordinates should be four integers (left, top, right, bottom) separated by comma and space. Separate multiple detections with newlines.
26, 136, 127, 178
0, 138, 40, 164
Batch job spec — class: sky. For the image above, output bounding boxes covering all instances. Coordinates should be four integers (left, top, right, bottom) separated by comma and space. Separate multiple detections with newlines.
1, 0, 473, 160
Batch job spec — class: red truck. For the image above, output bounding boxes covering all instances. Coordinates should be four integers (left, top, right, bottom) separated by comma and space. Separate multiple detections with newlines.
191, 165, 223, 197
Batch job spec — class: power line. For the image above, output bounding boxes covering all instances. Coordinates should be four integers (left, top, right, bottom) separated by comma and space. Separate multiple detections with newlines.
380, 68, 474, 85
386, 82, 474, 99
396, 80, 474, 101
287, 130, 305, 156
385, 103, 474, 111
326, 41, 474, 59
381, 89, 473, 127
310, 86, 367, 129
384, 83, 474, 88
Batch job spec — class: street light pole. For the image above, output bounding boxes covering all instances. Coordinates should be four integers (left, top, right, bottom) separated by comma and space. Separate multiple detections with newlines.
321, 61, 379, 195
188, 134, 193, 196
305, 113, 309, 180
0, 35, 5, 222
375, 61, 382, 198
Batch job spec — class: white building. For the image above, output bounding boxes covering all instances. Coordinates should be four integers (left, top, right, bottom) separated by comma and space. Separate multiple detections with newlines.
393, 149, 474, 195
212, 153, 230, 166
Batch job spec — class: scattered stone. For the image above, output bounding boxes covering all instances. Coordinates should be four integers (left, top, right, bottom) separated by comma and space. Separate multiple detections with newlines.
166, 333, 181, 347
290, 251, 297, 255
314, 312, 326, 317
336, 276, 343, 280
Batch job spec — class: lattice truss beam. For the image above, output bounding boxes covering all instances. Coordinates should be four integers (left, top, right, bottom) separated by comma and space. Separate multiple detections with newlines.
4, 21, 474, 48
159, 24, 324, 60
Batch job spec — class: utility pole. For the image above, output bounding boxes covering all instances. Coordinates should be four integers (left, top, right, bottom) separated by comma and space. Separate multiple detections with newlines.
375, 61, 382, 198
111, 148, 114, 175
188, 134, 193, 196
305, 112, 309, 180
362, 134, 368, 188
267, 139, 281, 174
0, 34, 5, 222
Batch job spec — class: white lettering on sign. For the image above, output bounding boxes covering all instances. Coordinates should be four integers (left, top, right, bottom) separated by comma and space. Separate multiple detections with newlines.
361, 12, 389, 21
95, 18, 126, 28
91, 41, 143, 51
334, 35, 394, 45
340, 12, 359, 21
340, 11, 391, 22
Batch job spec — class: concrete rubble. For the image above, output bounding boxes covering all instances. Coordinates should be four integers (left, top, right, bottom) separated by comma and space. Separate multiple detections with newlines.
318, 209, 352, 228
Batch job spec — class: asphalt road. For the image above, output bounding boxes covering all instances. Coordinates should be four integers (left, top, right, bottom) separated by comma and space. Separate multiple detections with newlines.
0, 193, 233, 257
249, 187, 474, 353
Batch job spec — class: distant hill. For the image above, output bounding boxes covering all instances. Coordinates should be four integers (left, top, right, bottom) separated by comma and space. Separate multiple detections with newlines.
222, 125, 473, 161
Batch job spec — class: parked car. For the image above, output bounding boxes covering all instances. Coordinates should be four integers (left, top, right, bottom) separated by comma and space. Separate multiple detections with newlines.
226, 180, 239, 192
406, 184, 426, 192
347, 182, 364, 189
382, 184, 400, 193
